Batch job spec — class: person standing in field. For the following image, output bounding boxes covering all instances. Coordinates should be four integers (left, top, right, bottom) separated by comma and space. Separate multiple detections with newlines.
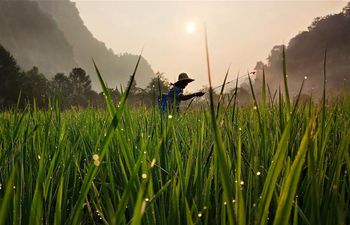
159, 73, 204, 113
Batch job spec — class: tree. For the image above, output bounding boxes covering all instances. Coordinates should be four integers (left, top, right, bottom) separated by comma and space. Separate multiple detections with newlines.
68, 68, 92, 107
343, 2, 350, 17
69, 68, 91, 95
107, 88, 120, 100
0, 44, 21, 108
146, 72, 170, 95
21, 66, 49, 107
50, 73, 72, 107
84, 89, 100, 107
52, 73, 71, 95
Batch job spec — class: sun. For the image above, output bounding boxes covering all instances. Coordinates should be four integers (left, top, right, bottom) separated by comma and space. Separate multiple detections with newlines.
186, 21, 196, 34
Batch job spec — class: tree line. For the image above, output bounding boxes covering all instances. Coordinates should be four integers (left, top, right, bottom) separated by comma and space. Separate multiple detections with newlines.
0, 44, 169, 110
253, 2, 350, 97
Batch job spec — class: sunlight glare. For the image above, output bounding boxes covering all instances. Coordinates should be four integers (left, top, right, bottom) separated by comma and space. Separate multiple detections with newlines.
186, 21, 196, 34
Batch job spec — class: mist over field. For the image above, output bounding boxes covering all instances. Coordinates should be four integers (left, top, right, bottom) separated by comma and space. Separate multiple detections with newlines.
1, 0, 349, 94
0, 0, 155, 91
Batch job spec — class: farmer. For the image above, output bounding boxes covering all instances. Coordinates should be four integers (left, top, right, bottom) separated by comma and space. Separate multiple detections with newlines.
160, 73, 204, 113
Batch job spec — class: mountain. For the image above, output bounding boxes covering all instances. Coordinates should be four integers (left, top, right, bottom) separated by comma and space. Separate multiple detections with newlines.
254, 2, 350, 97
0, 0, 77, 75
0, 0, 155, 90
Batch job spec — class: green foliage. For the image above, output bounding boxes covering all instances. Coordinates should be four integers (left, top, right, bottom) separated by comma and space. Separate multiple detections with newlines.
0, 43, 164, 110
255, 3, 350, 95
0, 44, 21, 107
0, 83, 350, 224
20, 67, 50, 107
1, 26, 350, 225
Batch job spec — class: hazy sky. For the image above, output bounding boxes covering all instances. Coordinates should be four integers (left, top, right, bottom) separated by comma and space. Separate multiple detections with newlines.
73, 0, 347, 90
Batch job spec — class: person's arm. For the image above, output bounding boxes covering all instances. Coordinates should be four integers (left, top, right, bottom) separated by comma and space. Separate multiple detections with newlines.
179, 91, 205, 101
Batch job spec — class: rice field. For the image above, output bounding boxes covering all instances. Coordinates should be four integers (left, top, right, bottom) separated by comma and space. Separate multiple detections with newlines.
1, 53, 350, 225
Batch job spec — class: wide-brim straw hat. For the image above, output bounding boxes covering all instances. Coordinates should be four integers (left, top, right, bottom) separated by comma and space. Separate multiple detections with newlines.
174, 73, 194, 86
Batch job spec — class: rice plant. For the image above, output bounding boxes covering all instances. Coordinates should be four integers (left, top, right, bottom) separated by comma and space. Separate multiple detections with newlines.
0, 50, 349, 225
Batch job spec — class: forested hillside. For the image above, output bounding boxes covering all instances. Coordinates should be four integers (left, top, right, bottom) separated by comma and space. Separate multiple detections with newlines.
254, 2, 350, 97
0, 0, 155, 90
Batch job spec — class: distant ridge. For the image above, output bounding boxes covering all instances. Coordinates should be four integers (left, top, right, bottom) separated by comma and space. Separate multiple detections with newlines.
254, 2, 350, 96
0, 0, 155, 90
0, 0, 77, 75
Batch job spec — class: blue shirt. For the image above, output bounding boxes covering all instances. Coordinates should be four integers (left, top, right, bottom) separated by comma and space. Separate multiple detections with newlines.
167, 86, 183, 110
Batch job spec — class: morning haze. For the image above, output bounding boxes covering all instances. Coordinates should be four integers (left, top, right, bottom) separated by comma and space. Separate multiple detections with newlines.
2, 1, 350, 224
74, 0, 347, 91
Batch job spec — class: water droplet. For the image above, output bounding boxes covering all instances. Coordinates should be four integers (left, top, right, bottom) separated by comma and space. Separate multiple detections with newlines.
93, 154, 99, 161
150, 158, 156, 168
141, 201, 147, 214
